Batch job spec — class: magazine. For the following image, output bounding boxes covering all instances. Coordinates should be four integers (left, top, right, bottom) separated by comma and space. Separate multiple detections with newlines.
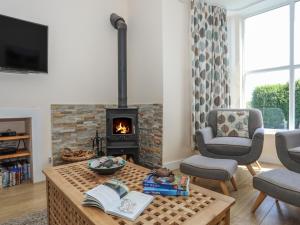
143, 174, 189, 190
143, 187, 189, 196
82, 179, 153, 221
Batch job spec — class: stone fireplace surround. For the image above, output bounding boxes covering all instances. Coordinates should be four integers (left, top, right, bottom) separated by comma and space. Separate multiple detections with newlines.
51, 104, 162, 168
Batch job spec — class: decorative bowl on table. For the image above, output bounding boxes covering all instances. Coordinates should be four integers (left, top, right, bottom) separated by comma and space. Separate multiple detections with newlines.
88, 156, 126, 175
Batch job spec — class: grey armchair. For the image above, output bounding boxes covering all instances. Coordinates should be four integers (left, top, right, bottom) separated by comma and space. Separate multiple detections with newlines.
252, 130, 300, 212
195, 108, 264, 176
276, 130, 300, 173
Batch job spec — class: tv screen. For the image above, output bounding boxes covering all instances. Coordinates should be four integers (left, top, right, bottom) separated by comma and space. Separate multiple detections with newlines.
0, 15, 48, 73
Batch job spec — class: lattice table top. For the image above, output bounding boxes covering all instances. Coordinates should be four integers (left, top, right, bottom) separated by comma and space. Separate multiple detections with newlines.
44, 161, 235, 225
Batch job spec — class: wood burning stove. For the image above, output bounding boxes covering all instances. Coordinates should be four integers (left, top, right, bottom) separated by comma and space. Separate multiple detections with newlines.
106, 13, 139, 163
106, 108, 139, 163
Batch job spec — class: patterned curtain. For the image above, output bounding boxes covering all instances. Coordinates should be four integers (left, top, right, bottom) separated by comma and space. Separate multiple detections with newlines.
191, 0, 230, 145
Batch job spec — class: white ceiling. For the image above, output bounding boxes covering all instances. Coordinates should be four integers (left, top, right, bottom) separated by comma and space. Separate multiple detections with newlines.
209, 0, 266, 11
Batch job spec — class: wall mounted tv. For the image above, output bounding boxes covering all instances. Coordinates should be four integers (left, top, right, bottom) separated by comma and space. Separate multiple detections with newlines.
0, 15, 48, 73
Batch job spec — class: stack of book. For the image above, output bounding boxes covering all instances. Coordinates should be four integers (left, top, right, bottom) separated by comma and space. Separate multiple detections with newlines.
143, 174, 190, 196
0, 160, 31, 188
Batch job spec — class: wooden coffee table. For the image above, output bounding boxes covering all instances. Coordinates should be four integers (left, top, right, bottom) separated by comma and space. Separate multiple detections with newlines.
43, 161, 235, 225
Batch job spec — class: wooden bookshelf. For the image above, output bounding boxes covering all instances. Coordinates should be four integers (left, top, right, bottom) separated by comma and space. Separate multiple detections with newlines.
0, 150, 31, 161
0, 118, 33, 187
0, 134, 30, 141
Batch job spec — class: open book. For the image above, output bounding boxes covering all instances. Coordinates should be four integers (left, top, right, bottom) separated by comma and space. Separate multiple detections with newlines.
82, 179, 154, 221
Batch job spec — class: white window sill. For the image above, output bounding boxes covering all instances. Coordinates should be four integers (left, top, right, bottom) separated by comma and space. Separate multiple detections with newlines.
264, 129, 288, 135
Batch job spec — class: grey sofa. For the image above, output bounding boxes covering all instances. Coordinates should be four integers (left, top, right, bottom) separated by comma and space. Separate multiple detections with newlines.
252, 130, 300, 212
195, 109, 264, 176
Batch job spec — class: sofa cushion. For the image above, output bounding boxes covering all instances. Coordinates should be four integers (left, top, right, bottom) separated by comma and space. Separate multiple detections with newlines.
206, 137, 252, 156
253, 169, 300, 207
289, 146, 300, 163
216, 110, 249, 138
180, 155, 237, 180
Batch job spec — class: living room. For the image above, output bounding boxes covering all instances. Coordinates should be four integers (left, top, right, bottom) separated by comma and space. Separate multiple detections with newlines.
0, 0, 299, 224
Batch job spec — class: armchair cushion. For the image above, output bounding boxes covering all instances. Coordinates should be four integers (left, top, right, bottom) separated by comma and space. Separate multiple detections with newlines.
206, 137, 252, 156
208, 109, 262, 139
216, 110, 249, 138
289, 147, 300, 163
253, 168, 300, 207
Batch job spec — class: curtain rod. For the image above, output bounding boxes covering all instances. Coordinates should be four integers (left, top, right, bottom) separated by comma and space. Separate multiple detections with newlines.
178, 0, 268, 11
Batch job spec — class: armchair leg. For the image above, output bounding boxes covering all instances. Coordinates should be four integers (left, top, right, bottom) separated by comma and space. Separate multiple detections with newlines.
255, 161, 262, 170
219, 181, 230, 196
246, 164, 256, 176
230, 177, 238, 191
252, 192, 266, 213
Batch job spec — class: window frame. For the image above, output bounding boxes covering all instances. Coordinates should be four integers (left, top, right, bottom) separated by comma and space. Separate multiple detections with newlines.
242, 0, 300, 130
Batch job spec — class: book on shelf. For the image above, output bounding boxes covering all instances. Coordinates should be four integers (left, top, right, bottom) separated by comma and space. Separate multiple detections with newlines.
143, 186, 189, 196
82, 179, 154, 221
0, 168, 2, 189
1, 160, 31, 188
143, 174, 190, 191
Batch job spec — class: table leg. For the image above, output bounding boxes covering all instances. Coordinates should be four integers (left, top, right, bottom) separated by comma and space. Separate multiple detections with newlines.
224, 210, 230, 225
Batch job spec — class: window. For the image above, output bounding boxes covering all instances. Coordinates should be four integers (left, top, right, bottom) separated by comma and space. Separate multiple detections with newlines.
294, 69, 300, 128
245, 71, 289, 129
295, 2, 300, 64
243, 1, 300, 129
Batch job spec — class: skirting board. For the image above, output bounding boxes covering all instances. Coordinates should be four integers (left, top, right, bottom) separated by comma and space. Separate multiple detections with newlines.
163, 159, 183, 170
259, 156, 282, 165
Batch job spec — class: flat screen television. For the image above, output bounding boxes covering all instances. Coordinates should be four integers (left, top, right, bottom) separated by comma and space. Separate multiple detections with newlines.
0, 15, 48, 73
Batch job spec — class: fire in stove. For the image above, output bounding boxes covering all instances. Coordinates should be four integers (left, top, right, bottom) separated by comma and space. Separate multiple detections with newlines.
113, 118, 132, 135
116, 122, 129, 134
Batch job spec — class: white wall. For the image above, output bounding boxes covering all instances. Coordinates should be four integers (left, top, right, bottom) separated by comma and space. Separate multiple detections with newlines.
260, 134, 281, 164
126, 0, 193, 166
0, 0, 128, 181
127, 0, 163, 104
162, 0, 193, 166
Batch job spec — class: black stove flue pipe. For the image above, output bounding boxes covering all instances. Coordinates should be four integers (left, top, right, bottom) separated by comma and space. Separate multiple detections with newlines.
110, 13, 127, 108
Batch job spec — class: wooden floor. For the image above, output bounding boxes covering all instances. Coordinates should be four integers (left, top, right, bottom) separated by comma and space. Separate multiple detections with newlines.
0, 163, 299, 224
0, 181, 46, 223
180, 163, 300, 225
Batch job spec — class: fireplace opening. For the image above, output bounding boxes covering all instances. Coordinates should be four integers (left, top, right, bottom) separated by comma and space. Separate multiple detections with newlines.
113, 117, 132, 135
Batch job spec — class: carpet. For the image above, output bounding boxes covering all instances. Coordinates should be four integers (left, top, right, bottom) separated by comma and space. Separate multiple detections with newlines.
0, 210, 47, 225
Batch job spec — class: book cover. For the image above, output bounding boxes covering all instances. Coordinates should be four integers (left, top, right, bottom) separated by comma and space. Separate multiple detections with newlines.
0, 168, 2, 188
2, 171, 9, 188
83, 179, 154, 221
143, 187, 189, 196
143, 174, 189, 191
23, 163, 28, 180
27, 163, 31, 179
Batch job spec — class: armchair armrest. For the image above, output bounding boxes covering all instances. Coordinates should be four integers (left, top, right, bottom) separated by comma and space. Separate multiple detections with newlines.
252, 128, 264, 140
276, 130, 300, 173
276, 130, 300, 149
249, 128, 264, 163
195, 127, 214, 153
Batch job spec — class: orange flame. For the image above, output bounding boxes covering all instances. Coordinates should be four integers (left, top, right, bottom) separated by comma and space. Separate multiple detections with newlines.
116, 122, 129, 134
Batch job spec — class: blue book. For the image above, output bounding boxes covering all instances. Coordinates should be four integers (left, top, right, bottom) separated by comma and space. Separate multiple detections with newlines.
27, 163, 31, 179
143, 174, 189, 191
23, 163, 28, 180
143, 187, 189, 196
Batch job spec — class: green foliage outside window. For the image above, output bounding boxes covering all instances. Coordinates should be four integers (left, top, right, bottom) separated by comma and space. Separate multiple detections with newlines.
250, 81, 300, 129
